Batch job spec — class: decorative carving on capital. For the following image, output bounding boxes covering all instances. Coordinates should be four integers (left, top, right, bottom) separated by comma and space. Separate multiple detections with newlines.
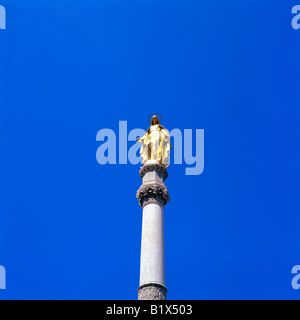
136, 184, 170, 208
139, 163, 168, 181
138, 283, 167, 300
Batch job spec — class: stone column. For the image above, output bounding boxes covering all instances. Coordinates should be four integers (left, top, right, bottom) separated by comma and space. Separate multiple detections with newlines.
136, 161, 170, 300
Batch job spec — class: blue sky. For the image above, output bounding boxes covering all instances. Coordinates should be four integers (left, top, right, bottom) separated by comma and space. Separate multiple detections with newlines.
0, 0, 299, 299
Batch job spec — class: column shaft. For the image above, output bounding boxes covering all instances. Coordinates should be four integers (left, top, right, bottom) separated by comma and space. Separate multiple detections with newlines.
136, 162, 170, 300
139, 203, 165, 286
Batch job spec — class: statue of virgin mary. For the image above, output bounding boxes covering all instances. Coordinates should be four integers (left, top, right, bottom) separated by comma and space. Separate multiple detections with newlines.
137, 115, 171, 166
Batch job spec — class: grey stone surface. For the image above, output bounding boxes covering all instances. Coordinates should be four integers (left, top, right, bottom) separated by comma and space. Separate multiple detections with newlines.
136, 184, 170, 208
137, 161, 170, 300
139, 162, 168, 182
138, 283, 167, 300
137, 161, 170, 208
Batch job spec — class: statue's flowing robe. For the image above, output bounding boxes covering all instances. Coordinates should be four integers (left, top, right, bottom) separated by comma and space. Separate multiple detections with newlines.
161, 128, 171, 165
139, 125, 171, 166
139, 134, 150, 164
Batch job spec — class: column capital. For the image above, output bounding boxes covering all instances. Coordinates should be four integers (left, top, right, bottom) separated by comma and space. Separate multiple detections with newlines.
136, 184, 170, 208
137, 161, 170, 208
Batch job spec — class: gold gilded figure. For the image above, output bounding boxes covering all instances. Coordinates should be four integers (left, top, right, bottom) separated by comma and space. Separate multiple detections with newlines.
137, 114, 171, 166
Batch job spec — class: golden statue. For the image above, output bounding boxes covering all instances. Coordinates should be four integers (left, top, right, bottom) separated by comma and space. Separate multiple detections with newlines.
137, 114, 171, 166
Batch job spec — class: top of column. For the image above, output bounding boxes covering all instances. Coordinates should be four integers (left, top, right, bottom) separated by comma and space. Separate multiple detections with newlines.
136, 114, 171, 208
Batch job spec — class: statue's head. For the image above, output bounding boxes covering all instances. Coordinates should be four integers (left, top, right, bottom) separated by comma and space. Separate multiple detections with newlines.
151, 115, 160, 125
